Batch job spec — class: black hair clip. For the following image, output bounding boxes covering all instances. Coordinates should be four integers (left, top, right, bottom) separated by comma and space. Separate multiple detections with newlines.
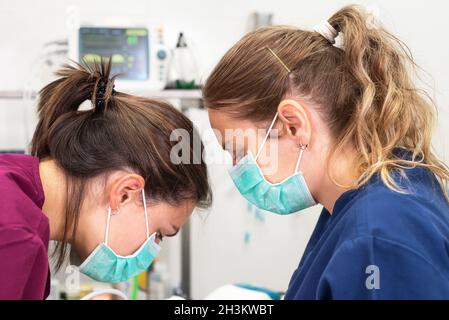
91, 79, 116, 113
94, 80, 107, 113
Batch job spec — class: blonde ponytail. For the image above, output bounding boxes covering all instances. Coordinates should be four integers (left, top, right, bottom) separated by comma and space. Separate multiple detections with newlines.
327, 5, 449, 197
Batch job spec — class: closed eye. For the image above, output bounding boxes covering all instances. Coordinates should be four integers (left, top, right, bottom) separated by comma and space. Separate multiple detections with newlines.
165, 226, 180, 238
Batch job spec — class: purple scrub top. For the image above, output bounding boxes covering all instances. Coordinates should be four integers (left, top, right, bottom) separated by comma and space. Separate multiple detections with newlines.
0, 154, 50, 299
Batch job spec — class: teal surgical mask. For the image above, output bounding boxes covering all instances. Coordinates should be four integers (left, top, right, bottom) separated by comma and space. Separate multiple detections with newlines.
228, 112, 316, 214
78, 189, 160, 283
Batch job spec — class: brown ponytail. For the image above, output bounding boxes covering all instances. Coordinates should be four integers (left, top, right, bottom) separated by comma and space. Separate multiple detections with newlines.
32, 61, 212, 269
203, 5, 449, 200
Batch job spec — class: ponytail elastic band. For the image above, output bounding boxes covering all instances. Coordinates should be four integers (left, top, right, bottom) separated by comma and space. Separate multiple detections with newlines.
313, 20, 338, 44
94, 80, 116, 113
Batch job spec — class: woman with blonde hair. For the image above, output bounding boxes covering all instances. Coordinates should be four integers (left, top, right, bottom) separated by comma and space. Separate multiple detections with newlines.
204, 5, 449, 299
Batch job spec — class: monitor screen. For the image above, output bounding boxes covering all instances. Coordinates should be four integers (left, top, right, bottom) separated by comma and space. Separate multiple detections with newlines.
78, 27, 149, 80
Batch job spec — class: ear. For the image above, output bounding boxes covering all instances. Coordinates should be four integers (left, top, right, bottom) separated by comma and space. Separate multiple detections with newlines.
108, 173, 145, 210
277, 99, 312, 147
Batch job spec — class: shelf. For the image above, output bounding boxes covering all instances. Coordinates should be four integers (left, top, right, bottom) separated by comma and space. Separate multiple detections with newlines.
0, 89, 203, 101
134, 89, 203, 100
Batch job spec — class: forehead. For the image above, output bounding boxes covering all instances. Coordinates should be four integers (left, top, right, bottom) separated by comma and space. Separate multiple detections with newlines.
157, 199, 195, 222
207, 109, 277, 153
207, 108, 257, 133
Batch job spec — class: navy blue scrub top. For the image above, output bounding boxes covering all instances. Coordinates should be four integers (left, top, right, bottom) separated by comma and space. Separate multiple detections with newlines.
285, 156, 449, 299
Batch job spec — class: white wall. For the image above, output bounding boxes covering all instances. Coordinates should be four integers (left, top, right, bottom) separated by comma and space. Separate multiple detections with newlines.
1, 0, 448, 299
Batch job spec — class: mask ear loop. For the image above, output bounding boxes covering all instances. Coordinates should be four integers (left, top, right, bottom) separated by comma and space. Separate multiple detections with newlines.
142, 189, 150, 239
255, 112, 279, 161
105, 190, 150, 245
295, 144, 308, 173
105, 207, 112, 246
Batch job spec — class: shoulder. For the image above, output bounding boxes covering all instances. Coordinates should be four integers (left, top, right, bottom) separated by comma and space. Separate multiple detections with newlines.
0, 154, 47, 235
0, 224, 49, 268
0, 224, 47, 249
337, 167, 449, 262
0, 154, 42, 193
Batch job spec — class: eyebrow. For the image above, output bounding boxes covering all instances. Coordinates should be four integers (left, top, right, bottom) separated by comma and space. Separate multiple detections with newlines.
166, 226, 180, 237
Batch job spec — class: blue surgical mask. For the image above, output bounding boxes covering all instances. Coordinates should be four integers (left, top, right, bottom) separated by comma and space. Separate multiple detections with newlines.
78, 189, 161, 283
228, 112, 316, 214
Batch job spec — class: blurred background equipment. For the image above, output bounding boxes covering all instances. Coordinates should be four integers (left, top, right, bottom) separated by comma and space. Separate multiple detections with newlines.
71, 26, 169, 91
166, 32, 200, 89
247, 12, 273, 31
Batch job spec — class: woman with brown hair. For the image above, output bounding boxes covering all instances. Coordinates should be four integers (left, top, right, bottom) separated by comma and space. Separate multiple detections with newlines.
0, 61, 211, 299
203, 5, 449, 299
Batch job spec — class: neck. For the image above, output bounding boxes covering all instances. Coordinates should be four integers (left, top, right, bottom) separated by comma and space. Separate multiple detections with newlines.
315, 149, 358, 214
316, 177, 349, 214
39, 159, 66, 241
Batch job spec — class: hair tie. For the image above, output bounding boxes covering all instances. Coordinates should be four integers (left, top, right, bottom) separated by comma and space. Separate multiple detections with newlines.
313, 20, 338, 44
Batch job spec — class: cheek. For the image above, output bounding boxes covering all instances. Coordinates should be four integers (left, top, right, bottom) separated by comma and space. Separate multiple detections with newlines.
208, 111, 225, 142
178, 209, 193, 226
107, 212, 149, 256
258, 138, 299, 183
75, 211, 107, 260
168, 204, 195, 232
147, 214, 163, 239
